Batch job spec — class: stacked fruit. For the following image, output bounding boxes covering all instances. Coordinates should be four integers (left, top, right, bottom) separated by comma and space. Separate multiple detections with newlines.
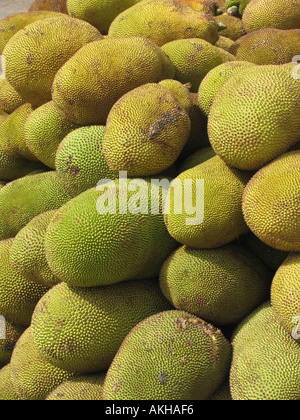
0, 0, 299, 401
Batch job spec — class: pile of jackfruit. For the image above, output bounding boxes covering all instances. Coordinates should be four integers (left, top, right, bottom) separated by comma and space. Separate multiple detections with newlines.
0, 0, 299, 401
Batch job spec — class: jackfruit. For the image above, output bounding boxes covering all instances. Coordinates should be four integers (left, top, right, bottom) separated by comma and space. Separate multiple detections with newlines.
208, 64, 300, 170
271, 254, 300, 340
0, 11, 62, 53
102, 83, 191, 177
0, 239, 48, 326
242, 151, 300, 252
45, 179, 177, 287
160, 243, 272, 325
3, 15, 103, 107
108, 0, 221, 47
0, 145, 44, 181
10, 210, 60, 288
214, 13, 245, 39
240, 232, 288, 271
198, 60, 255, 115
0, 171, 71, 240
178, 0, 220, 14
210, 380, 232, 400
161, 38, 235, 92
215, 36, 234, 51
225, 0, 251, 16
179, 147, 216, 172
0, 365, 20, 400
158, 80, 193, 113
29, 0, 68, 13
102, 310, 232, 400
230, 302, 300, 400
242, 0, 300, 32
164, 155, 251, 248
0, 79, 25, 114
0, 103, 38, 161
55, 126, 117, 198
52, 37, 175, 126
46, 373, 106, 400
0, 321, 24, 366
229, 28, 300, 64
31, 279, 171, 373
10, 328, 75, 400
25, 101, 77, 169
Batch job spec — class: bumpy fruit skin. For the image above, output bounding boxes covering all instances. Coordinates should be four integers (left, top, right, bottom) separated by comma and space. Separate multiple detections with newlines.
25, 101, 77, 169
0, 365, 20, 400
0, 171, 71, 240
0, 79, 25, 114
56, 126, 117, 197
230, 302, 300, 400
210, 380, 232, 400
102, 310, 232, 400
3, 15, 103, 107
0, 146, 44, 181
108, 0, 220, 47
10, 328, 74, 400
0, 239, 48, 326
208, 64, 300, 170
271, 254, 300, 339
46, 373, 106, 400
10, 210, 60, 288
0, 321, 24, 366
161, 38, 235, 92
0, 11, 62, 53
179, 147, 216, 172
229, 28, 300, 64
215, 14, 245, 40
198, 60, 254, 115
242, 0, 300, 32
178, 0, 219, 14
45, 180, 177, 287
52, 37, 175, 126
164, 155, 252, 248
29, 0, 68, 13
103, 83, 191, 177
242, 151, 300, 252
159, 243, 272, 325
31, 280, 171, 373
215, 35, 234, 51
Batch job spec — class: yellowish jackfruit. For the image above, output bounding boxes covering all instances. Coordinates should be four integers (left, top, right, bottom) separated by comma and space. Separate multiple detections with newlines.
102, 310, 232, 400
0, 239, 48, 326
10, 328, 74, 400
229, 28, 300, 64
108, 0, 221, 47
55, 126, 117, 198
0, 79, 25, 114
31, 280, 171, 373
198, 60, 255, 116
215, 35, 234, 51
215, 13, 245, 40
0, 365, 20, 400
242, 150, 300, 252
103, 83, 191, 177
160, 243, 271, 325
164, 155, 252, 248
158, 80, 193, 113
230, 302, 300, 400
3, 15, 103, 107
29, 0, 68, 13
0, 321, 24, 366
10, 210, 60, 288
52, 37, 175, 126
179, 147, 216, 172
178, 0, 220, 14
242, 0, 300, 32
0, 171, 71, 240
161, 38, 235, 92
208, 64, 300, 170
45, 179, 177, 287
25, 101, 77, 169
46, 373, 106, 400
271, 253, 300, 340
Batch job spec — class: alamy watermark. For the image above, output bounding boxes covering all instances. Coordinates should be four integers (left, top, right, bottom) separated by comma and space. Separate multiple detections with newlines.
0, 316, 6, 339
292, 55, 300, 80
96, 172, 204, 226
291, 315, 300, 341
0, 56, 6, 80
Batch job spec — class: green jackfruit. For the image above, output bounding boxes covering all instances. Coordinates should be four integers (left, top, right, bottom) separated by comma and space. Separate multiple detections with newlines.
179, 147, 216, 172
225, 0, 251, 16
10, 328, 75, 400
52, 37, 175, 126
0, 79, 25, 114
0, 145, 44, 181
45, 179, 177, 287
0, 239, 48, 326
230, 302, 300, 400
161, 38, 235, 92
0, 171, 71, 240
0, 365, 20, 400
3, 15, 102, 107
108, 0, 221, 47
0, 321, 24, 366
215, 13, 245, 39
208, 64, 300, 170
242, 151, 300, 252
25, 101, 77, 169
46, 373, 106, 400
102, 310, 232, 400
31, 280, 171, 373
160, 243, 272, 325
